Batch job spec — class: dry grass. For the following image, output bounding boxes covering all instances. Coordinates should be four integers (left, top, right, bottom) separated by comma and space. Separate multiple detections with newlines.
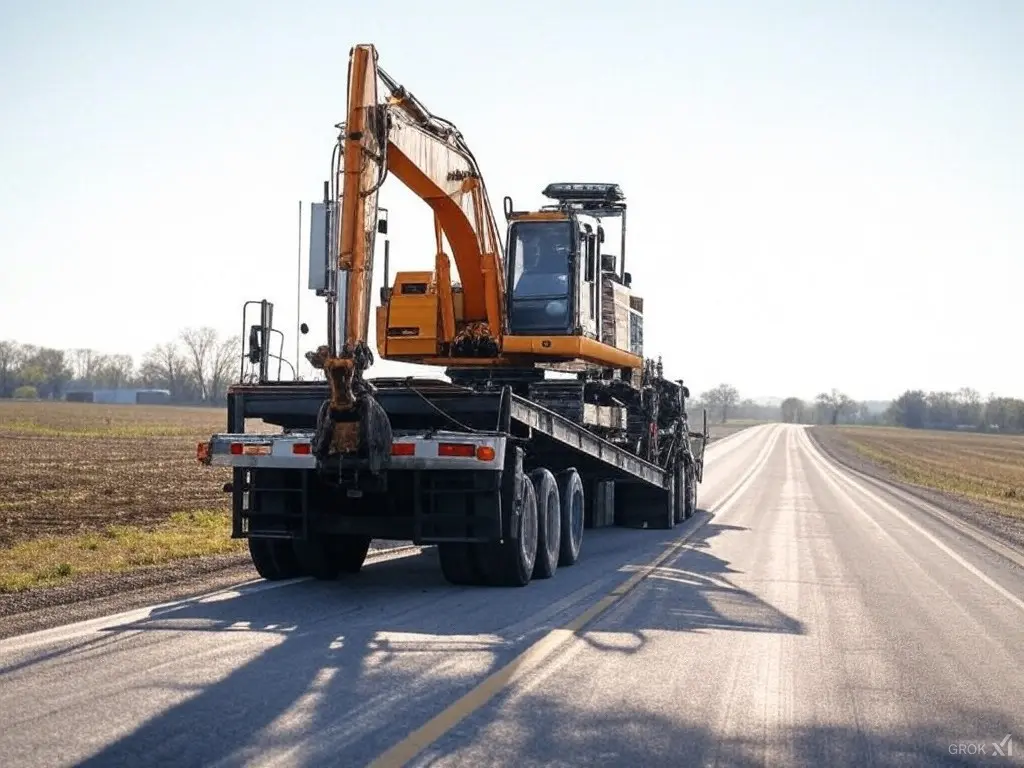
0, 401, 263, 592
0, 510, 241, 593
835, 426, 1024, 519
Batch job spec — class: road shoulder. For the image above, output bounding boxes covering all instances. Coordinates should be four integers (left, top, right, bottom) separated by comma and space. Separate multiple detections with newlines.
0, 541, 412, 640
806, 426, 1024, 555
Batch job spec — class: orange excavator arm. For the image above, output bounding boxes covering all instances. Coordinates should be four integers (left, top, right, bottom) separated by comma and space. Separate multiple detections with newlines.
312, 43, 506, 420
342, 46, 505, 346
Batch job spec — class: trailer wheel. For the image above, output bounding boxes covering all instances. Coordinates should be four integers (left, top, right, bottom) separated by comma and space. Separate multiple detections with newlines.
481, 475, 538, 587
673, 463, 687, 524
555, 468, 584, 566
652, 473, 677, 530
248, 537, 302, 581
684, 468, 698, 520
438, 543, 484, 586
293, 534, 369, 580
292, 536, 340, 580
530, 468, 561, 580
335, 534, 372, 574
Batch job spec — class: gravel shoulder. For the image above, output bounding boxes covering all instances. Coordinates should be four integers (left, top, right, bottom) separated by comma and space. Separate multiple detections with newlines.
0, 541, 413, 640
806, 426, 1024, 553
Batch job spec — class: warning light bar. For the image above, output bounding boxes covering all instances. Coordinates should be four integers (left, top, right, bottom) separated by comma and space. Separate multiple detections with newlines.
542, 182, 625, 203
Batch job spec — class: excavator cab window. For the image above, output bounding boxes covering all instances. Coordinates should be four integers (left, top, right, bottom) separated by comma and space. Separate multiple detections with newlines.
506, 220, 575, 335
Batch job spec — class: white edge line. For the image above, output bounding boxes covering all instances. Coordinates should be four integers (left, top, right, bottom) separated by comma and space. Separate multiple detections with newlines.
799, 427, 1024, 616
0, 546, 425, 654
806, 438, 1024, 571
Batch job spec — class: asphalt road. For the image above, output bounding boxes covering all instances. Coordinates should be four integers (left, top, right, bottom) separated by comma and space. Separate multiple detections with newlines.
2, 423, 1023, 767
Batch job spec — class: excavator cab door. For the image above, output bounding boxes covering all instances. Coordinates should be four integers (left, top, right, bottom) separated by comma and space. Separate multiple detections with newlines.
505, 219, 578, 336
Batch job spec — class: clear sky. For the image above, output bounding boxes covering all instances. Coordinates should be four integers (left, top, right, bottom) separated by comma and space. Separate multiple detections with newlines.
1, 0, 1020, 401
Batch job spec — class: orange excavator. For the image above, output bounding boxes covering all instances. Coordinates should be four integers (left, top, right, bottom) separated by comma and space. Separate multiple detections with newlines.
200, 43, 706, 587
311, 43, 658, 463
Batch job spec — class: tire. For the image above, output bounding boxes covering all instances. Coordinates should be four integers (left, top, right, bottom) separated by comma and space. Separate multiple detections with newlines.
673, 463, 687, 524
684, 469, 698, 520
292, 533, 370, 580
292, 536, 340, 580
530, 468, 561, 580
652, 473, 676, 530
248, 537, 303, 580
438, 543, 484, 586
555, 468, 585, 566
481, 475, 538, 587
335, 534, 372, 573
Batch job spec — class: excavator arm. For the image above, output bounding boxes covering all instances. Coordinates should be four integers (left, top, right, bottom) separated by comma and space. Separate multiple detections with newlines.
379, 68, 506, 331
308, 43, 506, 459
312, 44, 506, 402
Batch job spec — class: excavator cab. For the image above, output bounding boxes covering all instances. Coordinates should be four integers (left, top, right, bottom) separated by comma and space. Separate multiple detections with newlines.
502, 183, 631, 352
506, 218, 575, 335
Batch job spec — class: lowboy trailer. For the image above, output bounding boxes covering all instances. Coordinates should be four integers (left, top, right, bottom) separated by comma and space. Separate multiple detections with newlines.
201, 374, 708, 587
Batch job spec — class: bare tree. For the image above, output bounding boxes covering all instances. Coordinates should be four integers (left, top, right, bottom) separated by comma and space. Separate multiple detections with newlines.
68, 348, 96, 381
180, 327, 217, 401
700, 383, 740, 423
816, 388, 856, 425
0, 340, 17, 397
140, 341, 189, 399
207, 336, 241, 402
100, 354, 135, 388
780, 396, 806, 423
956, 387, 983, 426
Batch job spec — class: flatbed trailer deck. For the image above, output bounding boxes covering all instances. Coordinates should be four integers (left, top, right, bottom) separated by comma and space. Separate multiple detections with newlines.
201, 376, 704, 587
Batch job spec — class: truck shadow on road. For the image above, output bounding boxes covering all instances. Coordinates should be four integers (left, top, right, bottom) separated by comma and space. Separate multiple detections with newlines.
58, 519, 808, 766
433, 689, 1020, 768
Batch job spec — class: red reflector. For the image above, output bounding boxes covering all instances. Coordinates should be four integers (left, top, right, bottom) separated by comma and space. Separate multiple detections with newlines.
231, 443, 271, 456
292, 443, 311, 455
391, 442, 415, 456
439, 442, 475, 458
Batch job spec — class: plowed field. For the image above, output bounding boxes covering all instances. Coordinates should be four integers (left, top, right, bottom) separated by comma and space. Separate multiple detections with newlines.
0, 401, 251, 547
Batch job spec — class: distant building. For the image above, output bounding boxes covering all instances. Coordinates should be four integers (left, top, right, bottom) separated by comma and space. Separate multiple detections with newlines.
64, 388, 172, 405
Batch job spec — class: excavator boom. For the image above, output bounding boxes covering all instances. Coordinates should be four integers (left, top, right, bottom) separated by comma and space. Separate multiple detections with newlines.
311, 44, 507, 412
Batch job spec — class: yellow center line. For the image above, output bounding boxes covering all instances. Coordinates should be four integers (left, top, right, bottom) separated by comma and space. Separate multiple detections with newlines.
364, 514, 711, 768
365, 424, 781, 768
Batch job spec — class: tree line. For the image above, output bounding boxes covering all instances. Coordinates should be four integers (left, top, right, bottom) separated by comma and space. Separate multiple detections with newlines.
0, 329, 241, 405
884, 388, 1024, 433
694, 384, 1023, 435
3, 339, 1021, 434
